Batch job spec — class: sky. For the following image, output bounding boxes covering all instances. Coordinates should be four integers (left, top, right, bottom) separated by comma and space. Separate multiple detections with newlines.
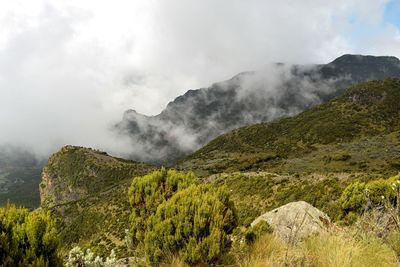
0, 0, 399, 156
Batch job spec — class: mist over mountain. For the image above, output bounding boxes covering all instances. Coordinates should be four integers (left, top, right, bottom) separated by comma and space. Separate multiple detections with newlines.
0, 146, 43, 208
116, 54, 400, 164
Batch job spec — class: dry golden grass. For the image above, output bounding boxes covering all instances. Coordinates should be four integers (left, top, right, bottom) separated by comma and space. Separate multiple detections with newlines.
137, 227, 398, 266
237, 229, 397, 267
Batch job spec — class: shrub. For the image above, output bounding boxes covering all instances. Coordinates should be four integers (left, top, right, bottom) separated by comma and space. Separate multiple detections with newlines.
339, 181, 366, 213
65, 246, 116, 267
144, 184, 237, 265
0, 204, 61, 267
339, 174, 400, 215
244, 220, 273, 244
128, 168, 198, 243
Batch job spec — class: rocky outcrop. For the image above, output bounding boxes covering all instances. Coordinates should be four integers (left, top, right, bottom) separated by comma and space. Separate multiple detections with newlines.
251, 201, 331, 243
39, 146, 155, 256
40, 145, 153, 209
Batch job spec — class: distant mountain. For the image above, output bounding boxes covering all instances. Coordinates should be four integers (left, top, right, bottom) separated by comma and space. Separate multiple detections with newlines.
116, 54, 400, 164
180, 78, 400, 175
0, 146, 43, 208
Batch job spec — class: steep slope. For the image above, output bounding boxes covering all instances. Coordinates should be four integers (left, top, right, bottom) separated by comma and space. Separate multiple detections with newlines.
181, 78, 400, 175
116, 54, 400, 165
40, 146, 155, 256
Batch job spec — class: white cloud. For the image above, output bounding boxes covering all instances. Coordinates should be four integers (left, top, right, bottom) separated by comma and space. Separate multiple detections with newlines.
0, 0, 397, 157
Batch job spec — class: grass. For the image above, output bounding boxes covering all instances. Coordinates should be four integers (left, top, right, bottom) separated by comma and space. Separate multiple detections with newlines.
152, 228, 397, 266
235, 230, 397, 267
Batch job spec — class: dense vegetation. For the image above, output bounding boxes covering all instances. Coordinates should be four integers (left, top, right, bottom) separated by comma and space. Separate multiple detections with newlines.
145, 185, 237, 265
128, 168, 197, 244
0, 204, 61, 266
340, 174, 400, 214
128, 170, 237, 265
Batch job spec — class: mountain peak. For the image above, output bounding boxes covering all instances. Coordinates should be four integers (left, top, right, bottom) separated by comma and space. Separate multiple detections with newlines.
330, 54, 400, 65
117, 55, 400, 164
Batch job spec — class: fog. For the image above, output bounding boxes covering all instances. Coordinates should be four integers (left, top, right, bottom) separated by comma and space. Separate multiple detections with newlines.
0, 0, 399, 159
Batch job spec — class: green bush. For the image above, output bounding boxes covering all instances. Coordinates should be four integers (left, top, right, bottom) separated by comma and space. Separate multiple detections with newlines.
0, 204, 61, 267
339, 174, 400, 214
128, 168, 198, 243
244, 220, 273, 244
144, 185, 237, 266
339, 181, 366, 213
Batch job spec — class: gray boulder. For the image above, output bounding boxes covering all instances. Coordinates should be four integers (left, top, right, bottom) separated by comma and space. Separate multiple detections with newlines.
251, 201, 331, 243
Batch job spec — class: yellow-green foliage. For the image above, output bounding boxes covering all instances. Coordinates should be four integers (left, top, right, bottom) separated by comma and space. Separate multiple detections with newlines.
340, 174, 400, 214
0, 204, 61, 267
339, 182, 367, 213
213, 173, 346, 226
128, 168, 198, 243
144, 184, 237, 266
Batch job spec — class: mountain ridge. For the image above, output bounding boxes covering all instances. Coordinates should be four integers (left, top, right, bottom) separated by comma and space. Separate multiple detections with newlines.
180, 78, 400, 175
116, 54, 400, 165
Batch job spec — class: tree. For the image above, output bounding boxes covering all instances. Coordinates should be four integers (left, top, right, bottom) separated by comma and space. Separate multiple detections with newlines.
144, 184, 237, 265
128, 168, 198, 243
0, 204, 61, 266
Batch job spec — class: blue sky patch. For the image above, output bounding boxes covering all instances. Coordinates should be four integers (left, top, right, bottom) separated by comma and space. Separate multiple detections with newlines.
384, 0, 400, 28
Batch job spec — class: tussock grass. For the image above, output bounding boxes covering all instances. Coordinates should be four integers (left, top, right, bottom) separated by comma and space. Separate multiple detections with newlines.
237, 229, 397, 267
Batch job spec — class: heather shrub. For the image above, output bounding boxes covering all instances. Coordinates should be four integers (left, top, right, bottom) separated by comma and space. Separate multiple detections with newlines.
144, 184, 237, 265
339, 174, 400, 215
339, 181, 366, 213
0, 204, 61, 267
128, 168, 198, 243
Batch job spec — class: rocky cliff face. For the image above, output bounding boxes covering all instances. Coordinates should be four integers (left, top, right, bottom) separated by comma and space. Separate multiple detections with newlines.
39, 145, 155, 256
40, 145, 153, 209
116, 55, 400, 165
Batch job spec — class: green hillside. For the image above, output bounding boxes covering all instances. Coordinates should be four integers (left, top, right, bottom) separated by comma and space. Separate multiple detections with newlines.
40, 146, 155, 257
181, 78, 400, 176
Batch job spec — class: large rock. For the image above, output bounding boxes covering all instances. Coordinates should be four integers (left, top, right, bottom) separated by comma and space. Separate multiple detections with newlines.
251, 201, 331, 243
